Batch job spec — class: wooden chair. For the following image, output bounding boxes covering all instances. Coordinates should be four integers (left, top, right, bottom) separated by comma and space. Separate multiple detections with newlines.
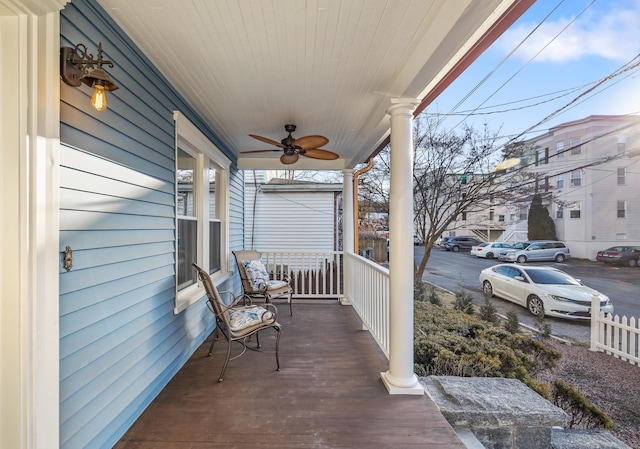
233, 250, 294, 315
192, 263, 281, 382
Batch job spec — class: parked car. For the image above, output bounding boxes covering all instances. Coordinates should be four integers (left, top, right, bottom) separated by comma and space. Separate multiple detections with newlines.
498, 240, 570, 263
444, 237, 483, 252
479, 264, 614, 319
470, 242, 512, 259
413, 235, 422, 246
437, 236, 454, 249
596, 246, 640, 267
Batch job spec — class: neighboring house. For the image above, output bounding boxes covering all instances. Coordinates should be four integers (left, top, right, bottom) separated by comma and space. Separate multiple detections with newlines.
244, 174, 343, 251
506, 115, 640, 259
419, 173, 508, 242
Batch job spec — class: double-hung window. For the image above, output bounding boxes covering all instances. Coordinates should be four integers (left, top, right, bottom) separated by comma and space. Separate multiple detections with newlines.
617, 200, 627, 218
617, 167, 626, 185
570, 169, 581, 187
570, 137, 582, 155
569, 202, 581, 219
174, 112, 231, 313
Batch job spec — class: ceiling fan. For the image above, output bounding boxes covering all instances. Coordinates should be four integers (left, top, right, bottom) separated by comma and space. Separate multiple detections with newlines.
242, 124, 339, 165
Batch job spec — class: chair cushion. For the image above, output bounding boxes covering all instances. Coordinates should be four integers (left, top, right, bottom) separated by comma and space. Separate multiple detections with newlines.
266, 280, 289, 290
243, 259, 269, 290
228, 306, 274, 331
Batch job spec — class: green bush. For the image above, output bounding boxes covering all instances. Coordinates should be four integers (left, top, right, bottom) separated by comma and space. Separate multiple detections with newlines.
504, 311, 520, 334
553, 379, 615, 430
414, 301, 560, 398
453, 288, 474, 315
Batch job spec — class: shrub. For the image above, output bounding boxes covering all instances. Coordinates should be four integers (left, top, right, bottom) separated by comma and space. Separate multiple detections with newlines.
414, 301, 560, 398
534, 312, 551, 338
479, 296, 499, 325
453, 288, 474, 315
504, 311, 520, 334
553, 379, 615, 430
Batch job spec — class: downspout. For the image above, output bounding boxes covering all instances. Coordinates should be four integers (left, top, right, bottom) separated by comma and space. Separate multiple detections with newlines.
352, 157, 374, 254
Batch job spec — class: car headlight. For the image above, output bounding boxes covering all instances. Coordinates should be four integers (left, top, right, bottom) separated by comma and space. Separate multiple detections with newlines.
549, 294, 571, 302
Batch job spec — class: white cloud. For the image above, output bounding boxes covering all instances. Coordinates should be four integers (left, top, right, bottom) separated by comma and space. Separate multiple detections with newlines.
498, 1, 640, 62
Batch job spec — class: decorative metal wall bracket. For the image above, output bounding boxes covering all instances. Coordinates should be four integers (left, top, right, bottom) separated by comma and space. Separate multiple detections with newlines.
64, 246, 73, 272
60, 42, 119, 91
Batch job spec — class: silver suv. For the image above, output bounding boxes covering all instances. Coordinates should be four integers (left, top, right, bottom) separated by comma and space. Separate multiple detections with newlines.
498, 240, 570, 263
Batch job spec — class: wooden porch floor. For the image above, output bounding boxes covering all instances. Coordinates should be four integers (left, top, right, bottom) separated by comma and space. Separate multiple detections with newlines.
115, 301, 465, 448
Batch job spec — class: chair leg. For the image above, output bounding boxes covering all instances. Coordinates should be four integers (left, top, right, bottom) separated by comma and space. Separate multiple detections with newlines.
288, 291, 293, 316
274, 325, 281, 371
207, 327, 219, 356
218, 337, 233, 382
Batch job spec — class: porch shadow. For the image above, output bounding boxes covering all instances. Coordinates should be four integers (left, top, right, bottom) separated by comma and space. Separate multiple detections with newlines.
115, 301, 465, 448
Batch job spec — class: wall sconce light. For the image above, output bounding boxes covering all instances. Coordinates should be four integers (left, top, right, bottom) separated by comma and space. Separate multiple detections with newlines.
60, 42, 119, 111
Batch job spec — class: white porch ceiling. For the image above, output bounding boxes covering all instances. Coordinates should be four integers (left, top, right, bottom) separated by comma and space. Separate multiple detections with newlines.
97, 0, 532, 170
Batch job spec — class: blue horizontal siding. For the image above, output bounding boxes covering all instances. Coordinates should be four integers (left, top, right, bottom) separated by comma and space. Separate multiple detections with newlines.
59, 1, 243, 448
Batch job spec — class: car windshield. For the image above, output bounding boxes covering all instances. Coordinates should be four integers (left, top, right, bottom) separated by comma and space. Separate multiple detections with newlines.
524, 269, 580, 285
477, 243, 489, 247
511, 242, 531, 250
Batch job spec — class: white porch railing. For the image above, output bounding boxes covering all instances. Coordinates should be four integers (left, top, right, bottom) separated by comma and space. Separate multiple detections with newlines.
345, 251, 390, 358
591, 293, 639, 366
258, 250, 391, 358
260, 251, 344, 299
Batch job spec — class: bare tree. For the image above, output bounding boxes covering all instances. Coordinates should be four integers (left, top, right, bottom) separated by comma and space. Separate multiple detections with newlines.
359, 115, 536, 282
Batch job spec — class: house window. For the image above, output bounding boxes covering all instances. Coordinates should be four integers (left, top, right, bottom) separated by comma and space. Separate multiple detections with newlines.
570, 137, 582, 155
570, 169, 581, 187
569, 202, 581, 219
174, 111, 231, 314
556, 204, 563, 219
556, 141, 564, 158
177, 149, 198, 290
536, 148, 548, 165
498, 214, 505, 222
618, 167, 626, 185
556, 174, 564, 190
489, 210, 495, 221
618, 135, 626, 153
617, 200, 627, 218
462, 212, 467, 220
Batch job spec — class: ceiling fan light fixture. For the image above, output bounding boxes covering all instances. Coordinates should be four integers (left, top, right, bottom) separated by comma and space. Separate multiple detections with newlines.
280, 153, 299, 165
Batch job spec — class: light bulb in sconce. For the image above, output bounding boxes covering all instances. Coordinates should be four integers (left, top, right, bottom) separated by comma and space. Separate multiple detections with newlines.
91, 83, 107, 111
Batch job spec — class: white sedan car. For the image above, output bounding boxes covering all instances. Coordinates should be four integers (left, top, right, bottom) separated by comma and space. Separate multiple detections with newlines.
479, 264, 614, 319
470, 242, 512, 259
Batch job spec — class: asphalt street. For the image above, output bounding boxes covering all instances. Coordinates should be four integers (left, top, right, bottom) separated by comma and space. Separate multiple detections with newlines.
414, 245, 640, 343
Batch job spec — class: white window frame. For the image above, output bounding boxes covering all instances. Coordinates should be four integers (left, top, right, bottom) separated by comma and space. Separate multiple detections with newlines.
569, 202, 581, 219
556, 204, 563, 219
617, 200, 627, 218
570, 137, 582, 155
570, 169, 581, 187
556, 174, 564, 190
617, 167, 626, 185
174, 111, 231, 314
556, 141, 564, 158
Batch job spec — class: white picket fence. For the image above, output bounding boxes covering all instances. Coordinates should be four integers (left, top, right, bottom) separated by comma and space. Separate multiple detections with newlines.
590, 293, 640, 366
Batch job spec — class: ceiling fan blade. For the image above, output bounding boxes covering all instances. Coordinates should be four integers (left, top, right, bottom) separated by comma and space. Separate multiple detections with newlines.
293, 135, 329, 150
280, 153, 300, 164
302, 149, 339, 160
249, 134, 284, 147
240, 149, 282, 154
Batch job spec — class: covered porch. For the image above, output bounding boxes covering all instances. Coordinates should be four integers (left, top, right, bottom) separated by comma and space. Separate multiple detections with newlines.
115, 300, 465, 448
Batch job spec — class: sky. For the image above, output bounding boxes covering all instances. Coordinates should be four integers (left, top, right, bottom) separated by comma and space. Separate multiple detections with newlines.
427, 0, 640, 151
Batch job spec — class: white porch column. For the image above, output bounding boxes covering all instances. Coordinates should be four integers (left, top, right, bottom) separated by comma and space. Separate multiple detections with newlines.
341, 169, 354, 305
1, 4, 64, 449
380, 98, 423, 395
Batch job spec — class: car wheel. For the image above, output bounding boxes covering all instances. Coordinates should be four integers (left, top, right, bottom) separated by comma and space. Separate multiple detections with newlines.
527, 296, 544, 317
628, 259, 637, 268
555, 254, 565, 263
452, 245, 460, 252
482, 281, 494, 297
516, 255, 526, 263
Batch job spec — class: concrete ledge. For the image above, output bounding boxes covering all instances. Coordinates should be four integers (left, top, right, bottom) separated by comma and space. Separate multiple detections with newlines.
552, 428, 631, 449
421, 376, 566, 449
